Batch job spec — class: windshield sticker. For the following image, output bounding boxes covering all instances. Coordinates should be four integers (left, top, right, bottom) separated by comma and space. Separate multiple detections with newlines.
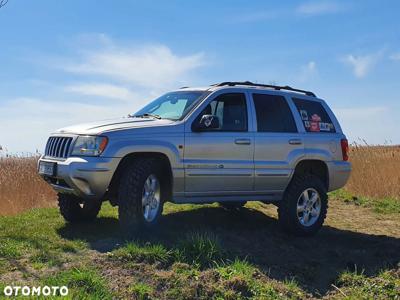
300, 110, 308, 121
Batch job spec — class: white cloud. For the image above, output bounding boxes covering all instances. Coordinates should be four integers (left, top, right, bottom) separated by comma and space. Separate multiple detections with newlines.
297, 1, 344, 16
0, 97, 134, 153
0, 35, 208, 153
389, 53, 400, 61
298, 61, 318, 82
65, 83, 135, 101
342, 52, 383, 78
62, 38, 205, 89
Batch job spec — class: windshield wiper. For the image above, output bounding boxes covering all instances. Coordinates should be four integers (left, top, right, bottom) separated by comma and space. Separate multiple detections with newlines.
131, 113, 162, 119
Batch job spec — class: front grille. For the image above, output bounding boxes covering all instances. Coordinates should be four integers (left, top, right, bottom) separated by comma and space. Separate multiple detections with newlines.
44, 137, 73, 158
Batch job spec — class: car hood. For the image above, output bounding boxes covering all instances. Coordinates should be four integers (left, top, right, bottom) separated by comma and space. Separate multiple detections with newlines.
55, 117, 176, 135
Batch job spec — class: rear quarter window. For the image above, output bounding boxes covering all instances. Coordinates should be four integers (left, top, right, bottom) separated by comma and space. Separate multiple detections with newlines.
292, 98, 336, 133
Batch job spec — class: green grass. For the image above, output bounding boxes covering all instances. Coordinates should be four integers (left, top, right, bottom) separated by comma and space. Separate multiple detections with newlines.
216, 259, 304, 300
30, 249, 64, 268
44, 267, 113, 299
0, 201, 398, 299
111, 241, 172, 264
335, 269, 400, 299
0, 203, 116, 262
0, 208, 79, 259
129, 282, 154, 300
0, 238, 24, 259
163, 202, 218, 214
175, 231, 224, 268
329, 189, 400, 214
111, 231, 224, 268
110, 237, 302, 299
0, 259, 11, 275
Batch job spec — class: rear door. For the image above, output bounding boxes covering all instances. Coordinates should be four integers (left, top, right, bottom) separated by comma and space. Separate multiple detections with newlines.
251, 92, 304, 192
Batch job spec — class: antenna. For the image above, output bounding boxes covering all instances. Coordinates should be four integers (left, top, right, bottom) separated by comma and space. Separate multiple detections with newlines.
0, 0, 8, 9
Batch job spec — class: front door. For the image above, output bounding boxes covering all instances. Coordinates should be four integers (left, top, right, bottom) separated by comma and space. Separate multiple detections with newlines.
184, 92, 254, 195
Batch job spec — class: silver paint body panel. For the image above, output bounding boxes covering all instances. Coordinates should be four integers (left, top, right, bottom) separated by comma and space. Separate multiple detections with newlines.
38, 86, 351, 203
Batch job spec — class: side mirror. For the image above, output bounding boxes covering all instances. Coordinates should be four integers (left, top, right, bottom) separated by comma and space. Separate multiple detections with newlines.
193, 114, 220, 131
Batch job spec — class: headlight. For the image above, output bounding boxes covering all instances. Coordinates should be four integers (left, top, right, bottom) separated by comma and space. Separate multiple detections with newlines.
71, 136, 108, 156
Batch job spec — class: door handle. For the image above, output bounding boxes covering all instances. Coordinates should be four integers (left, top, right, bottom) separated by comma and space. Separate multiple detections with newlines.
288, 139, 302, 145
235, 138, 251, 145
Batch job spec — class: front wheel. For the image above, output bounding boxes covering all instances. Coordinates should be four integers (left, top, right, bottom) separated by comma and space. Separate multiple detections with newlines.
118, 158, 165, 234
278, 174, 327, 236
58, 193, 102, 223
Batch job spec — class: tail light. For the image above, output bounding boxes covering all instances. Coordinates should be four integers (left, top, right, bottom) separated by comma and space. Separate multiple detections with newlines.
341, 139, 349, 161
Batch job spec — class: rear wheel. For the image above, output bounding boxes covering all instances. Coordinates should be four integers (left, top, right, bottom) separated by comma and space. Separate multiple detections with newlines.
58, 193, 102, 223
220, 201, 247, 210
278, 174, 327, 236
118, 158, 165, 234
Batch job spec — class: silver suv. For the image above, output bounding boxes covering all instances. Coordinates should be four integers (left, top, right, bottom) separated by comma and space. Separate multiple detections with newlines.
38, 81, 351, 235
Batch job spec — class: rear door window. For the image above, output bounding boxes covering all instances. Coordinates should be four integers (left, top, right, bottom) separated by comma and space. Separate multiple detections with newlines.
252, 93, 297, 133
292, 98, 336, 133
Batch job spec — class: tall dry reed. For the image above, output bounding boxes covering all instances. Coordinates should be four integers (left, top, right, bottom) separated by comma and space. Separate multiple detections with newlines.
346, 145, 400, 199
0, 145, 399, 215
0, 157, 56, 215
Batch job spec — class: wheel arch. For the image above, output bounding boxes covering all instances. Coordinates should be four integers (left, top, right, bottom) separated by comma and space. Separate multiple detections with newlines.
291, 159, 329, 190
107, 152, 173, 205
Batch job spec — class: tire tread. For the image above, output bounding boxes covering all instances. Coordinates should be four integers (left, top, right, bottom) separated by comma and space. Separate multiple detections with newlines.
278, 174, 328, 236
58, 193, 101, 223
118, 158, 164, 233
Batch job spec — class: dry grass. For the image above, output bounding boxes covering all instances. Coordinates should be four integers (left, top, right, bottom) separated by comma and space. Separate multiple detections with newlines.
0, 157, 55, 215
346, 145, 400, 199
0, 145, 399, 216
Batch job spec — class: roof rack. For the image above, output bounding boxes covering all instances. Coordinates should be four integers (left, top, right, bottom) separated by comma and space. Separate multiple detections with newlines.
211, 81, 316, 97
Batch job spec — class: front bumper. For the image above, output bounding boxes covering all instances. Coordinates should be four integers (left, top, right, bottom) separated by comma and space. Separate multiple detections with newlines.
38, 156, 121, 200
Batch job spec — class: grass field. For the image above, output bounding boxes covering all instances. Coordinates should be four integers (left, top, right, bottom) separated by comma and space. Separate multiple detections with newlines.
0, 146, 399, 299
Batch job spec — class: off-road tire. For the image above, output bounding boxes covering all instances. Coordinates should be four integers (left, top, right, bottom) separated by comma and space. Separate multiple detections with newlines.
220, 201, 247, 210
58, 193, 102, 223
278, 174, 328, 236
118, 158, 165, 234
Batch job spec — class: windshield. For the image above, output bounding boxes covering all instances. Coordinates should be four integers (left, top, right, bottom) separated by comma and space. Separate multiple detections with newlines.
133, 91, 208, 120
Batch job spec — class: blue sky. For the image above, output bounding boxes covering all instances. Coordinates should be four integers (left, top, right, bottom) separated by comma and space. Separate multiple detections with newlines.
0, 0, 399, 152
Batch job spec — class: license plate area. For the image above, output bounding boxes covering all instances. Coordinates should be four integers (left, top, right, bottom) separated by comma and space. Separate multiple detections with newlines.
38, 161, 57, 176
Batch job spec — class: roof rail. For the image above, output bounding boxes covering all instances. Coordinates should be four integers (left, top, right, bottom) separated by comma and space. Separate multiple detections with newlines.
211, 81, 316, 97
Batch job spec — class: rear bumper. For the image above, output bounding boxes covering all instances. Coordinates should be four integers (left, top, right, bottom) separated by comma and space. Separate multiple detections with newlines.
38, 156, 121, 200
327, 161, 352, 192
